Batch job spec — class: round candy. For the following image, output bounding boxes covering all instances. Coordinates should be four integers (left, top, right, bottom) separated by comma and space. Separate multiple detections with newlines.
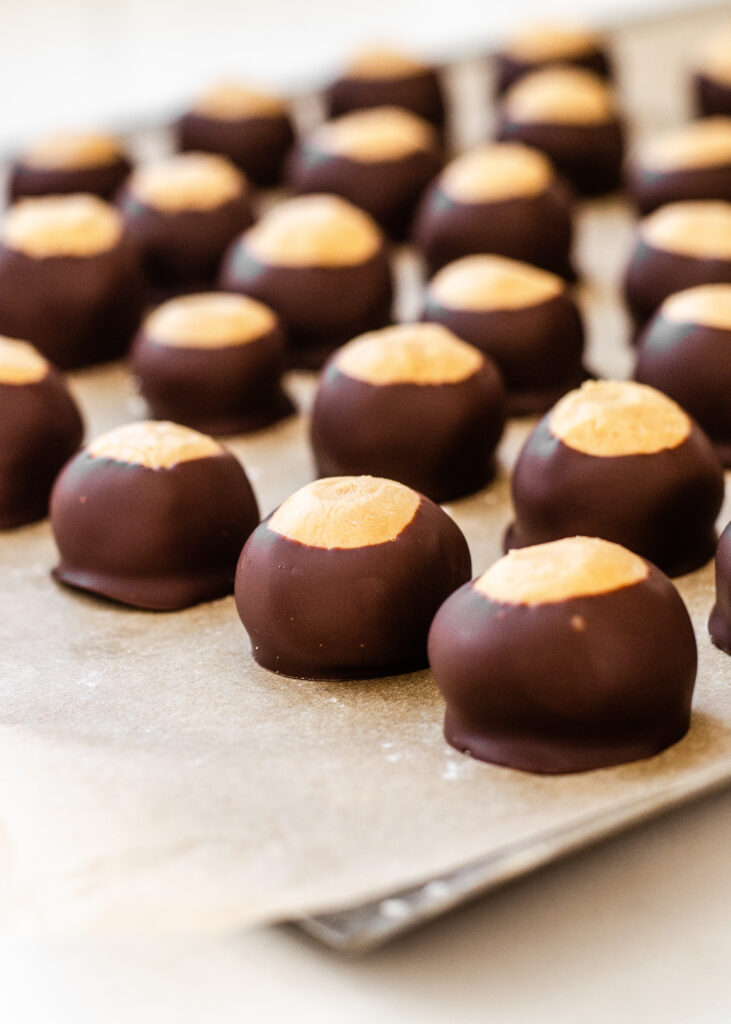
496, 66, 624, 196
693, 27, 731, 117
118, 152, 253, 292
235, 475, 471, 679
219, 194, 393, 369
0, 194, 145, 370
310, 323, 505, 501
709, 522, 731, 654
287, 106, 442, 237
506, 380, 725, 576
494, 22, 612, 96
429, 536, 697, 774
8, 131, 131, 203
422, 254, 586, 414
634, 284, 731, 466
412, 142, 575, 278
624, 200, 731, 329
0, 336, 83, 529
174, 82, 294, 186
51, 420, 259, 610
131, 292, 293, 435
627, 117, 731, 215
324, 47, 446, 129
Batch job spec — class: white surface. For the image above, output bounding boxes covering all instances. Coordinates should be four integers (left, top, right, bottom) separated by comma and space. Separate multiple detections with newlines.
1, 1, 730, 1020
1, 788, 730, 1023
0, 0, 723, 144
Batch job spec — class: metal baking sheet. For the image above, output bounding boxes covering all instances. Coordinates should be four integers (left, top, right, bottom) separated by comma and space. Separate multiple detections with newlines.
0, 2, 728, 953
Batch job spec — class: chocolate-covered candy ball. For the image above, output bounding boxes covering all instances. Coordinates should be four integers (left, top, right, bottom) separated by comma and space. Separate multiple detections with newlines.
624, 200, 731, 329
693, 27, 731, 117
0, 336, 83, 529
627, 117, 731, 215
496, 67, 624, 196
219, 194, 393, 369
506, 380, 725, 576
118, 152, 253, 293
235, 475, 471, 679
131, 292, 293, 435
0, 195, 145, 370
422, 254, 586, 414
287, 106, 442, 238
310, 323, 505, 501
8, 131, 132, 203
174, 82, 294, 187
51, 420, 259, 610
634, 285, 731, 466
494, 22, 612, 96
709, 522, 731, 654
324, 47, 445, 130
429, 536, 697, 774
412, 142, 575, 277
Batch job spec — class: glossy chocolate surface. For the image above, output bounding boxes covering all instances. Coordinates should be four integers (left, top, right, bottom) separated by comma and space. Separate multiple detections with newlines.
287, 145, 442, 239
324, 69, 445, 128
0, 236, 145, 370
422, 289, 586, 414
235, 496, 471, 679
624, 239, 731, 329
0, 368, 84, 529
634, 314, 731, 466
218, 241, 394, 369
506, 417, 725, 575
495, 116, 624, 196
412, 178, 575, 278
175, 111, 294, 186
51, 450, 259, 610
428, 564, 697, 774
310, 358, 505, 502
709, 522, 731, 653
494, 46, 612, 97
131, 322, 293, 435
118, 187, 254, 293
8, 154, 132, 203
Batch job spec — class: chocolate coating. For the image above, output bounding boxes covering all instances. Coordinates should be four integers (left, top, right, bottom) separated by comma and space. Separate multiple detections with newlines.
287, 138, 442, 239
131, 312, 293, 436
235, 494, 471, 679
709, 522, 731, 654
51, 447, 259, 610
506, 415, 724, 576
0, 234, 145, 371
325, 68, 445, 129
8, 153, 132, 204
496, 115, 624, 196
175, 111, 294, 187
695, 74, 731, 118
624, 236, 731, 331
634, 311, 731, 467
310, 352, 505, 502
0, 365, 84, 528
494, 45, 612, 97
627, 154, 731, 216
428, 561, 697, 774
422, 282, 586, 415
118, 186, 253, 294
218, 239, 393, 370
412, 178, 575, 278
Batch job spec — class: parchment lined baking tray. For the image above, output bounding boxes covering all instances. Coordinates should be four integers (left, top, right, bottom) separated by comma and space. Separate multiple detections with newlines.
0, 3, 728, 953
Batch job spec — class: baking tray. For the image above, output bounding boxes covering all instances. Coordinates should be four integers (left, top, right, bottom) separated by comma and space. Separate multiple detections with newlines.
0, 2, 729, 954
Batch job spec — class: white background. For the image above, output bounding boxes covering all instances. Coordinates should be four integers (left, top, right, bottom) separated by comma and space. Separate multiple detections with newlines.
0, 1, 730, 1021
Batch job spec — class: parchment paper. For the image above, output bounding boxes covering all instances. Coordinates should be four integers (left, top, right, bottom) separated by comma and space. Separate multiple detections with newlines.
0, 6, 729, 938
